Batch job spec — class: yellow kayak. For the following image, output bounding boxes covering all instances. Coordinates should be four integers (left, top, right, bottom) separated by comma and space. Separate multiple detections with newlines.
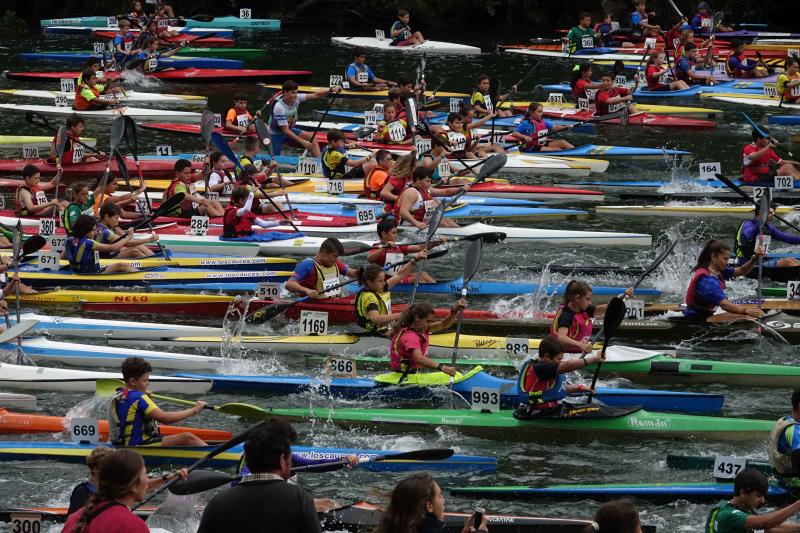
0, 135, 97, 149
16, 269, 293, 287
11, 255, 296, 269
500, 100, 724, 119
258, 84, 469, 100
6, 289, 236, 304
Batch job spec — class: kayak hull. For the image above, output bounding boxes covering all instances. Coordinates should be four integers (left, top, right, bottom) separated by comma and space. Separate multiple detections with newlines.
38, 16, 280, 30
0, 103, 201, 122
331, 36, 481, 54
19, 52, 243, 69
0, 88, 207, 105
3, 69, 313, 83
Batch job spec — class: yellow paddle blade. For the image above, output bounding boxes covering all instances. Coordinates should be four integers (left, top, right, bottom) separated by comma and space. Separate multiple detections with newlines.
96, 378, 125, 397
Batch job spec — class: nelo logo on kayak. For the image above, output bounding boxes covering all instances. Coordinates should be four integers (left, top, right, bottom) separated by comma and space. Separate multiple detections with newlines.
113, 295, 149, 302
627, 417, 670, 428
765, 321, 797, 330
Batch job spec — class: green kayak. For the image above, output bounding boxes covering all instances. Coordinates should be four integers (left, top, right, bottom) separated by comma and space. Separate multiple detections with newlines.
265, 404, 771, 440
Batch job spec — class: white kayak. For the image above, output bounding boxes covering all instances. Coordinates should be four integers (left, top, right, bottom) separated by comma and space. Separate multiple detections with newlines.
15, 312, 222, 339
331, 36, 481, 55
14, 337, 224, 371
700, 92, 800, 109
158, 234, 373, 257
0, 103, 201, 122
0, 362, 212, 394
503, 48, 647, 61
0, 392, 37, 410
0, 135, 96, 149
595, 205, 782, 218
0, 89, 208, 106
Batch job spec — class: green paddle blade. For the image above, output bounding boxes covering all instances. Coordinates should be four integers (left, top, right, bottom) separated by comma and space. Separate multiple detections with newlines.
96, 378, 125, 397
168, 470, 235, 495
216, 402, 269, 420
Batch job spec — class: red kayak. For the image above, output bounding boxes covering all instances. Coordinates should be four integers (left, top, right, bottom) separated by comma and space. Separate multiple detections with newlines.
3, 69, 312, 84
439, 181, 604, 202
0, 157, 204, 179
514, 42, 787, 60
92, 31, 234, 47
510, 107, 717, 129
141, 123, 257, 138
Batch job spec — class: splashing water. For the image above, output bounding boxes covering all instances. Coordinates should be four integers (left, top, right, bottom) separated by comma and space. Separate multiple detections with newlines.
218, 294, 288, 375
116, 68, 164, 89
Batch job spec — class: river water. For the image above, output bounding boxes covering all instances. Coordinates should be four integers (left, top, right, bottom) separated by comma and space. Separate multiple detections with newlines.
0, 25, 799, 532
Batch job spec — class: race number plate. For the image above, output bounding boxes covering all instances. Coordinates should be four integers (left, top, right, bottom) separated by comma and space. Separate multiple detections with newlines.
698, 161, 721, 179
326, 356, 357, 377
255, 282, 281, 299
36, 251, 60, 271
505, 338, 530, 357
625, 299, 645, 321
471, 387, 501, 412
712, 455, 746, 479
300, 310, 328, 335
69, 417, 100, 443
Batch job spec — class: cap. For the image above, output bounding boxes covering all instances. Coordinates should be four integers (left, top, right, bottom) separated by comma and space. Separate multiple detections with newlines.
698, 1, 710, 9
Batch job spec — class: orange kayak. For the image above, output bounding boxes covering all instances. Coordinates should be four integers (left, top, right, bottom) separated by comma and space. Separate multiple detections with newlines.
0, 408, 231, 441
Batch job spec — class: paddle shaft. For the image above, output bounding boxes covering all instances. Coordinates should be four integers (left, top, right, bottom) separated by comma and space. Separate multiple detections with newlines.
715, 173, 800, 233
123, 151, 171, 260
741, 111, 795, 159
27, 115, 104, 156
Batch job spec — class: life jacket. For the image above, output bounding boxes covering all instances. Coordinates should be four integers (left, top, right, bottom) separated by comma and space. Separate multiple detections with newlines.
389, 327, 428, 374
65, 236, 101, 273
594, 87, 626, 115
378, 119, 408, 144
321, 145, 348, 179
362, 167, 388, 200
235, 154, 261, 181
550, 305, 594, 352
518, 118, 550, 150
62, 201, 93, 235
516, 360, 568, 411
95, 224, 116, 245
694, 13, 713, 31
382, 175, 408, 213
227, 108, 252, 130
726, 51, 747, 78
395, 186, 434, 224
740, 143, 774, 183
734, 219, 761, 260
355, 288, 392, 334
645, 64, 667, 90
113, 33, 136, 62
108, 388, 159, 446
296, 258, 342, 298
447, 130, 469, 158
55, 132, 84, 165
675, 57, 695, 82
73, 83, 100, 111
770, 416, 798, 475
165, 178, 186, 216
15, 184, 44, 216
345, 62, 370, 84
222, 204, 255, 238
684, 266, 725, 315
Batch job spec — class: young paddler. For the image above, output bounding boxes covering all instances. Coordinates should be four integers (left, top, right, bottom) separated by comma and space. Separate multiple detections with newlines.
705, 468, 800, 532
570, 63, 603, 103
375, 104, 411, 145
675, 43, 716, 85
222, 187, 281, 238
356, 250, 427, 336
164, 159, 224, 218
361, 149, 393, 200
388, 301, 466, 380
206, 152, 235, 194
73, 70, 121, 111
380, 152, 417, 215
50, 115, 101, 165
135, 36, 184, 73
470, 74, 515, 118
15, 164, 67, 216
447, 108, 503, 159
63, 215, 138, 274
321, 129, 374, 179
285, 237, 359, 300
552, 281, 633, 353
595, 73, 639, 115
514, 337, 604, 419
629, 0, 661, 38
511, 102, 574, 152
645, 52, 690, 91
390, 9, 425, 46
224, 93, 258, 135
112, 19, 140, 66
109, 356, 207, 447
768, 389, 800, 488
236, 136, 289, 188
778, 58, 800, 104
741, 127, 800, 185
735, 202, 800, 269
565, 12, 597, 54
97, 202, 159, 259
726, 39, 769, 79
367, 218, 435, 283
269, 81, 341, 156
684, 239, 764, 322
395, 167, 460, 229
346, 47, 394, 90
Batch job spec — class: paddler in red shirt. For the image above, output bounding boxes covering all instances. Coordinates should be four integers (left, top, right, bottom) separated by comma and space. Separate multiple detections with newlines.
15, 164, 67, 216
50, 114, 102, 166
645, 52, 689, 91
741, 128, 800, 185
551, 280, 633, 354
367, 218, 436, 283
594, 73, 639, 115
570, 63, 603, 103
380, 152, 416, 215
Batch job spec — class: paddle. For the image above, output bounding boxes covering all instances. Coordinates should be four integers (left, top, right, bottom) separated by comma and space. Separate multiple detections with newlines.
25, 113, 102, 156
133, 420, 270, 510
95, 379, 268, 419
9, 222, 24, 364
199, 109, 217, 198
94, 117, 126, 210
585, 296, 626, 404
757, 192, 770, 300
408, 202, 444, 307
665, 0, 685, 19
246, 248, 449, 324
740, 111, 795, 159
254, 117, 296, 217
211, 130, 301, 232
121, 116, 160, 214
632, 43, 653, 92
167, 448, 456, 496
229, 93, 279, 146
307, 86, 341, 150
131, 193, 184, 230
715, 173, 800, 233
447, 237, 483, 403
48, 126, 68, 218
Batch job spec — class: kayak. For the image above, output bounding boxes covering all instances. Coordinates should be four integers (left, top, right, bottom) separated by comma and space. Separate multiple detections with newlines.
19, 51, 243, 69
502, 46, 654, 61
769, 116, 800, 125
666, 454, 771, 476
13, 311, 223, 338
0, 135, 96, 149
595, 205, 794, 218
0, 361, 212, 393
538, 80, 766, 98
260, 404, 773, 440
288, 203, 590, 222
0, 393, 36, 410
7, 337, 224, 371
587, 345, 800, 388
391, 277, 660, 299
619, 190, 800, 205
175, 367, 724, 414
448, 482, 791, 503
21, 256, 297, 272
3, 69, 313, 83
44, 25, 235, 38
0, 88, 207, 105
564, 177, 794, 191
509, 105, 717, 130
535, 261, 800, 283
161, 47, 266, 57
0, 440, 494, 472
502, 99, 724, 119
259, 83, 470, 101
331, 36, 481, 55
15, 268, 291, 288
0, 408, 231, 441
91, 31, 235, 47
38, 16, 280, 30
0, 103, 201, 122
700, 92, 800, 109
0, 156, 204, 178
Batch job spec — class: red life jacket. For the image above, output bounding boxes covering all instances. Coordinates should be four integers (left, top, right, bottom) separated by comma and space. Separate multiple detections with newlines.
382, 175, 408, 213
15, 184, 42, 216
550, 305, 594, 353
222, 205, 256, 238
389, 327, 428, 372
58, 132, 83, 165
685, 266, 726, 314
394, 185, 432, 223
741, 143, 776, 183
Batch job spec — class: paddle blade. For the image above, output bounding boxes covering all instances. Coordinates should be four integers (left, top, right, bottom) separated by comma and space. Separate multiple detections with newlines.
353, 125, 376, 139
172, 18, 188, 27
25, 112, 50, 129
420, 101, 442, 112
110, 117, 126, 155
405, 97, 419, 129
218, 402, 268, 420
211, 132, 243, 172
465, 231, 506, 244
12, 222, 22, 265
758, 193, 770, 230
619, 105, 630, 127
425, 203, 445, 240
476, 153, 507, 181
115, 150, 131, 184
341, 241, 374, 256
20, 235, 46, 257
200, 110, 216, 146
602, 297, 627, 340
55, 127, 68, 158
168, 470, 234, 495
96, 378, 125, 397
132, 193, 185, 230
489, 78, 501, 104
253, 118, 270, 146
246, 301, 296, 324
633, 239, 677, 289
373, 448, 454, 463
462, 237, 483, 283
122, 116, 138, 155
190, 14, 215, 22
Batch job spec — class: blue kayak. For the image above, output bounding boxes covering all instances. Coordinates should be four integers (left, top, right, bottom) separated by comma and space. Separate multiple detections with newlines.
20, 52, 243, 70
39, 16, 280, 30
769, 116, 800, 125
537, 81, 766, 98
392, 277, 661, 298
0, 441, 493, 472
449, 482, 791, 502
17, 267, 290, 287
177, 368, 724, 414
43, 26, 234, 38
290, 203, 587, 221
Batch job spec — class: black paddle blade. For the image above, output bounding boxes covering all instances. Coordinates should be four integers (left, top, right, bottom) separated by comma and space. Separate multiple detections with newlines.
466, 231, 506, 244
462, 237, 483, 283
341, 241, 374, 256
122, 116, 138, 155
254, 118, 269, 146
603, 297, 627, 339
758, 193, 770, 230
353, 126, 376, 140
405, 97, 419, 128
55, 127, 68, 158
489, 78, 501, 105
374, 448, 454, 462
420, 100, 443, 112
115, 149, 131, 184
425, 248, 448, 260
246, 302, 292, 324
168, 470, 234, 495
110, 117, 126, 155
132, 193, 184, 230
201, 109, 216, 146
26, 112, 50, 129
633, 239, 677, 289
21, 235, 46, 257
476, 153, 507, 181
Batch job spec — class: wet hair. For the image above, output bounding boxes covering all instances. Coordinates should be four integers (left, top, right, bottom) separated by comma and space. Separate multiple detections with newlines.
389, 152, 417, 178
524, 102, 543, 119
692, 239, 731, 271
70, 215, 98, 239
66, 114, 85, 129
579, 11, 591, 19
411, 166, 433, 182
375, 149, 392, 163
243, 419, 297, 473
792, 388, 800, 410
233, 92, 248, 102
446, 112, 462, 124
121, 356, 153, 381
99, 201, 122, 219
584, 500, 641, 533
376, 474, 437, 533
787, 58, 800, 70
353, 46, 366, 58
72, 450, 144, 533
174, 159, 192, 173
319, 237, 344, 255
562, 280, 592, 305
733, 468, 769, 497
327, 129, 346, 143
281, 80, 299, 91
396, 302, 435, 329
244, 136, 259, 151
22, 164, 40, 180
85, 446, 114, 472
358, 263, 385, 286
684, 42, 698, 52
230, 186, 250, 204
80, 69, 97, 84
539, 336, 565, 358
377, 217, 398, 238
209, 151, 224, 165
570, 63, 593, 90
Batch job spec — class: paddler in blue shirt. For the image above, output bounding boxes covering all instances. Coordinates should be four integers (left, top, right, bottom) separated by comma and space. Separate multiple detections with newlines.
285, 238, 360, 299
134, 36, 185, 73
109, 356, 207, 447
63, 215, 138, 274
514, 337, 605, 419
675, 43, 716, 86
346, 47, 395, 90
735, 202, 800, 270
629, 0, 661, 38
768, 389, 800, 488
390, 9, 425, 46
112, 18, 141, 66
684, 239, 764, 322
